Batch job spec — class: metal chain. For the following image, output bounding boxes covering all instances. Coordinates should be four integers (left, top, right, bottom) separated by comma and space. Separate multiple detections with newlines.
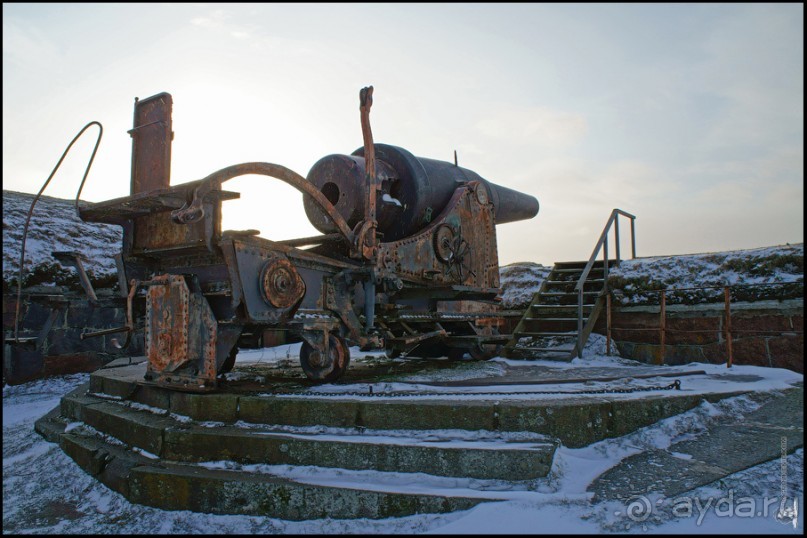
290, 379, 682, 398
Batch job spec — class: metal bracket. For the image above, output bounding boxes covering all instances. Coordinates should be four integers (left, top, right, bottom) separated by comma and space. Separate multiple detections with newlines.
52, 251, 98, 304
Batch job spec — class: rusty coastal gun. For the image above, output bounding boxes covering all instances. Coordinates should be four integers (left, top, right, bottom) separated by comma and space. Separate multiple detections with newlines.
78, 88, 539, 390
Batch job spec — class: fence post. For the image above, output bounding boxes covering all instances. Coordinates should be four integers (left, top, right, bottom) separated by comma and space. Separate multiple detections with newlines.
724, 286, 733, 368
606, 293, 612, 356
658, 290, 666, 365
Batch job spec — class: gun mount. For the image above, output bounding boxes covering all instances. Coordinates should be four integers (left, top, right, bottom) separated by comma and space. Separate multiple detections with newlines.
78, 88, 539, 390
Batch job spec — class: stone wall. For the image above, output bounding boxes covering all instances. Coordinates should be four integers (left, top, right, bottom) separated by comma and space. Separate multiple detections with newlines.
592, 299, 803, 372
3, 287, 144, 384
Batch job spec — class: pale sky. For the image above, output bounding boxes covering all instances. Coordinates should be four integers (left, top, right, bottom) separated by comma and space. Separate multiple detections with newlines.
3, 3, 803, 266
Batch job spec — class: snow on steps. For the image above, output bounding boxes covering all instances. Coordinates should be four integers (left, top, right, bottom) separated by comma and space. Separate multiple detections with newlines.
36, 382, 556, 519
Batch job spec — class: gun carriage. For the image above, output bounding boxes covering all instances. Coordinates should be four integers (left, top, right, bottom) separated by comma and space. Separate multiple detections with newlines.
77, 88, 539, 390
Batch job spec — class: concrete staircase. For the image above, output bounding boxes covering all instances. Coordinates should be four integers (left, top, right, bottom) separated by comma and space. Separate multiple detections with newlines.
35, 364, 558, 520
33, 358, 738, 520
504, 260, 612, 360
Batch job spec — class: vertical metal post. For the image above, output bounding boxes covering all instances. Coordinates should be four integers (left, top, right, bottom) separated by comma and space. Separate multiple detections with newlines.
630, 217, 636, 259
724, 286, 733, 368
614, 216, 621, 263
603, 236, 609, 283
606, 293, 612, 356
114, 253, 129, 299
359, 86, 378, 327
659, 290, 666, 365
577, 287, 583, 359
358, 85, 378, 262
364, 276, 376, 330
129, 93, 173, 196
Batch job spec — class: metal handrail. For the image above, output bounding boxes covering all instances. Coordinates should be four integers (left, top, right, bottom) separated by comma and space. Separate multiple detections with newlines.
574, 208, 636, 357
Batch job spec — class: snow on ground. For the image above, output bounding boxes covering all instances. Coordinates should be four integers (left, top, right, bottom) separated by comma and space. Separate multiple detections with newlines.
609, 243, 803, 305
614, 244, 804, 288
498, 243, 803, 309
499, 262, 552, 309
2, 190, 803, 532
3, 344, 803, 534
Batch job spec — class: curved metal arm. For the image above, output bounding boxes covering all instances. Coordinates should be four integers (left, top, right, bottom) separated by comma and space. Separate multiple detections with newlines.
14, 121, 103, 342
174, 162, 355, 244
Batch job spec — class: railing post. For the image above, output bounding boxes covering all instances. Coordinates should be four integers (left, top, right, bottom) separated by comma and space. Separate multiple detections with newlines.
658, 290, 666, 365
724, 286, 733, 368
577, 288, 583, 359
630, 217, 636, 259
606, 293, 612, 356
572, 209, 636, 361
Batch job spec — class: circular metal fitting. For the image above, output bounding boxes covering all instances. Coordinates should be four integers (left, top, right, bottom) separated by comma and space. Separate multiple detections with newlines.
260, 256, 305, 309
474, 182, 489, 205
433, 223, 456, 263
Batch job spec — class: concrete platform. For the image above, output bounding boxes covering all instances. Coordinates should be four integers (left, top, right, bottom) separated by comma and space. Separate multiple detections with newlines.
589, 384, 804, 502
34, 349, 803, 519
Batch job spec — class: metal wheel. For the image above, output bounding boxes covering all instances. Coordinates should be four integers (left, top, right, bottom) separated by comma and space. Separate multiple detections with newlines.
469, 327, 502, 360
468, 341, 501, 360
433, 224, 456, 263
434, 224, 474, 283
447, 348, 469, 361
449, 236, 471, 282
300, 334, 350, 382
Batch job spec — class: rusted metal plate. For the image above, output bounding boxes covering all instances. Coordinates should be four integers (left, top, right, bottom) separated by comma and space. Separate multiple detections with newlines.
133, 210, 208, 252
376, 183, 499, 289
187, 290, 218, 383
144, 274, 219, 388
130, 92, 173, 195
146, 274, 189, 371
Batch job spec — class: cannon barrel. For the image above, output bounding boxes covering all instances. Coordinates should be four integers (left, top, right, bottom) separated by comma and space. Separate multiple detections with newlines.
303, 144, 539, 241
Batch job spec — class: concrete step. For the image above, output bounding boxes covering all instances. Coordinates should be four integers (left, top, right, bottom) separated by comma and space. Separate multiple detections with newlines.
541, 291, 601, 297
56, 389, 556, 481
38, 420, 489, 520
85, 362, 743, 448
523, 317, 579, 322
552, 260, 614, 269
544, 279, 605, 287
513, 331, 577, 338
35, 361, 755, 520
531, 304, 595, 310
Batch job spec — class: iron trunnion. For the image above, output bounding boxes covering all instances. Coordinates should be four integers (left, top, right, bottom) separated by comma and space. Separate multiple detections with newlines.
79, 89, 539, 390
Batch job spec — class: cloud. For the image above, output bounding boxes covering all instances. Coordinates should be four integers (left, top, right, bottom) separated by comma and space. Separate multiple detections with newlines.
2, 16, 63, 71
682, 143, 803, 207
190, 9, 229, 29
511, 156, 674, 212
475, 105, 587, 150
694, 5, 803, 151
190, 8, 254, 40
